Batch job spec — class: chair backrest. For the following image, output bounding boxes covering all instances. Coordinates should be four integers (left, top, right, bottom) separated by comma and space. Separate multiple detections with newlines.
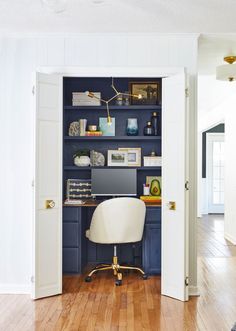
88, 197, 146, 244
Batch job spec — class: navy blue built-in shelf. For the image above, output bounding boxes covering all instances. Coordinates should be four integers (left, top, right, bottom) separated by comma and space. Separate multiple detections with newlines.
64, 166, 161, 171
64, 135, 161, 141
64, 105, 161, 111
63, 76, 162, 275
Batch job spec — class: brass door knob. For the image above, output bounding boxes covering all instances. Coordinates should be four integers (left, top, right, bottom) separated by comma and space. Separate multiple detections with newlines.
167, 201, 176, 210
45, 200, 55, 209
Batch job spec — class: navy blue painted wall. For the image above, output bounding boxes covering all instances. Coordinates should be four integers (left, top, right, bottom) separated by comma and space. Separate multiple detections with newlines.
202, 123, 225, 178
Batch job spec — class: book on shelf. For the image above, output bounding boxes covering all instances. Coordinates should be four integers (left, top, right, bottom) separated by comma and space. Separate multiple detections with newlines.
85, 131, 103, 136
72, 92, 101, 106
140, 195, 162, 203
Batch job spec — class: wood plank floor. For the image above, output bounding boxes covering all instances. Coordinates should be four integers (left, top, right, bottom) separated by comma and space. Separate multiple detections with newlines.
1, 215, 236, 331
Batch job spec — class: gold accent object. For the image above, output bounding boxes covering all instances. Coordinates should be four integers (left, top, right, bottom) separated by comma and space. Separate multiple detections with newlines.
86, 78, 142, 125
88, 125, 97, 132
167, 201, 176, 210
224, 56, 236, 64
45, 200, 55, 209
85, 246, 146, 285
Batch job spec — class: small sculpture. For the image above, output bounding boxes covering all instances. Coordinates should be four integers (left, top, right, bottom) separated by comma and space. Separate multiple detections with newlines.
73, 149, 90, 167
90, 150, 105, 166
69, 121, 80, 136
74, 156, 90, 167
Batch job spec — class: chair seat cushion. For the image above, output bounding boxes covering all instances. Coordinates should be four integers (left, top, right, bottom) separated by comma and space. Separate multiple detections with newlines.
86, 229, 90, 239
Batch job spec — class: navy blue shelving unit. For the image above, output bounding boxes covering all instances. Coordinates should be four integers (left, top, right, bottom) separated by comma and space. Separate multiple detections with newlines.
63, 76, 162, 275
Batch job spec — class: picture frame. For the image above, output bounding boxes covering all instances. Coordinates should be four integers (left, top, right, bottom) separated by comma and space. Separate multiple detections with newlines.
129, 81, 160, 105
118, 147, 141, 167
107, 150, 128, 166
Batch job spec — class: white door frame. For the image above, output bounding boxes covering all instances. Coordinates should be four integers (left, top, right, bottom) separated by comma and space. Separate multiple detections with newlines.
206, 132, 225, 214
34, 65, 197, 298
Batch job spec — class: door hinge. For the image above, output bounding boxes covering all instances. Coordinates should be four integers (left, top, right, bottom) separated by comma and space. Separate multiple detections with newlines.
185, 276, 189, 286
185, 180, 189, 191
32, 85, 35, 95
31, 276, 35, 283
185, 88, 189, 97
31, 179, 35, 188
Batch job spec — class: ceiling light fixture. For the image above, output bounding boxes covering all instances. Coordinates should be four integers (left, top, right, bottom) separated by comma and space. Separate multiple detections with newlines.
216, 56, 236, 82
41, 0, 67, 13
85, 78, 142, 125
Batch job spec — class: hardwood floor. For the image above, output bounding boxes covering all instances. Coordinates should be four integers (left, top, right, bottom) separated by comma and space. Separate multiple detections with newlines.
1, 215, 236, 331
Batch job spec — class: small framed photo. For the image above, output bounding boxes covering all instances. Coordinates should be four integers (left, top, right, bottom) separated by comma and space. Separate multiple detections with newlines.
129, 81, 160, 105
107, 150, 128, 167
118, 148, 141, 167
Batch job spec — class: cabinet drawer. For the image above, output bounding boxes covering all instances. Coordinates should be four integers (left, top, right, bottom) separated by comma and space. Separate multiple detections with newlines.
145, 207, 161, 224
63, 223, 79, 247
63, 207, 80, 222
63, 248, 80, 273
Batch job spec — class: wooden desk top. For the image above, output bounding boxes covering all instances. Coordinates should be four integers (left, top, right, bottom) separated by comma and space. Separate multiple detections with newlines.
63, 200, 161, 208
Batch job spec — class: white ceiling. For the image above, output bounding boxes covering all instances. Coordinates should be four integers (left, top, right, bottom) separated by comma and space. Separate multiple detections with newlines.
2, 0, 236, 35
199, 34, 236, 74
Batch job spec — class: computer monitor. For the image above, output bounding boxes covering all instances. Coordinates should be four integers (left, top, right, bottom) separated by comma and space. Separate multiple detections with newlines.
91, 168, 137, 197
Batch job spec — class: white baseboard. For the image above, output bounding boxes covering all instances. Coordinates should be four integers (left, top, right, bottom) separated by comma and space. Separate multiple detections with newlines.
189, 285, 200, 296
0, 284, 31, 294
224, 232, 236, 245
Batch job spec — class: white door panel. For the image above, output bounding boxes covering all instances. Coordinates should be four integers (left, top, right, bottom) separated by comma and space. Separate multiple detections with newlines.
32, 73, 62, 300
162, 72, 189, 302
38, 121, 60, 197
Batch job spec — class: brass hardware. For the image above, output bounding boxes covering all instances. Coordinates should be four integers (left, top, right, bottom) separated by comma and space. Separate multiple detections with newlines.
224, 56, 236, 64
167, 201, 176, 210
45, 200, 55, 209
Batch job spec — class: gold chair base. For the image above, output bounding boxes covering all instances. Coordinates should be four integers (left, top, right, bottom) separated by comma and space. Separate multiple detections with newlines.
85, 256, 147, 285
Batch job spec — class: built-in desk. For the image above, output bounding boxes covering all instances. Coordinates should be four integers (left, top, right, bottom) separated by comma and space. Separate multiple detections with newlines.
63, 202, 161, 276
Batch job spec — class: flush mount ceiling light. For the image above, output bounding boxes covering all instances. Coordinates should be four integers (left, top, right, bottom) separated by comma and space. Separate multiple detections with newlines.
41, 0, 67, 13
216, 56, 236, 82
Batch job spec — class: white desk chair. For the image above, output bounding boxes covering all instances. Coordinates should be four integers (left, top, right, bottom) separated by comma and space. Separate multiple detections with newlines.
85, 197, 147, 285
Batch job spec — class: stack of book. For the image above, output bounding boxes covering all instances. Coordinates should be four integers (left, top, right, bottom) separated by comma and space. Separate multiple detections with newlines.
85, 131, 103, 136
140, 196, 162, 203
72, 92, 101, 106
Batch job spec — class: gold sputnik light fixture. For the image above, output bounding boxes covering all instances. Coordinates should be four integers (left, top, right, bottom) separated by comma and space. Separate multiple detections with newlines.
216, 56, 236, 82
85, 78, 142, 124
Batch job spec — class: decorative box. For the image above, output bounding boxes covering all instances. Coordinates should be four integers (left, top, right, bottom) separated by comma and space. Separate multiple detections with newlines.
72, 92, 101, 106
66, 179, 92, 200
143, 156, 162, 167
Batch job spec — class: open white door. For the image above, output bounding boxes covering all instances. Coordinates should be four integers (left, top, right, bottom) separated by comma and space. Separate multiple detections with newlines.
161, 72, 189, 301
32, 73, 62, 299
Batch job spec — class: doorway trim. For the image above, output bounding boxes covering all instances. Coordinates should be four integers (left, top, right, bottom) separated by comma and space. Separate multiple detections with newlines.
206, 132, 225, 214
32, 65, 198, 298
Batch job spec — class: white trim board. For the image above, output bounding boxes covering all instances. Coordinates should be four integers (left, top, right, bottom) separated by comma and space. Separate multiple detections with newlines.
224, 233, 236, 245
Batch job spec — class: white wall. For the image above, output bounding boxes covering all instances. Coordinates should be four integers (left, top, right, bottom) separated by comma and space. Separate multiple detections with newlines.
0, 34, 198, 293
225, 91, 236, 244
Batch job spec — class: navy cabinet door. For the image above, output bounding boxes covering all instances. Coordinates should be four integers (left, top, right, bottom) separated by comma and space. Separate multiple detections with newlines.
142, 223, 161, 274
63, 207, 87, 274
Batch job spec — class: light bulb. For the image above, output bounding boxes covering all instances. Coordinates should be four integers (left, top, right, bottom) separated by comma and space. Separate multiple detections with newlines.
107, 116, 112, 125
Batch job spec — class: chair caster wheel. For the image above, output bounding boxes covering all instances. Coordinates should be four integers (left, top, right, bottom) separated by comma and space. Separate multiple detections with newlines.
85, 276, 92, 282
142, 274, 148, 280
115, 280, 122, 286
